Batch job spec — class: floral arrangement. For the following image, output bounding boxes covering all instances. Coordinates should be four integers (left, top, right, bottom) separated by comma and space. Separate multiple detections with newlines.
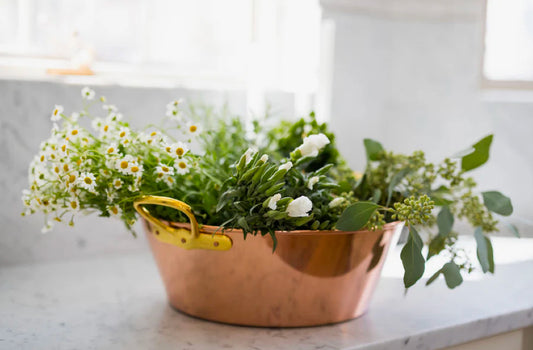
22, 87, 518, 289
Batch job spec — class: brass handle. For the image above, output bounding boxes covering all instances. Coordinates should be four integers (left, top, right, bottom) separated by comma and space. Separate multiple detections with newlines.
133, 195, 232, 251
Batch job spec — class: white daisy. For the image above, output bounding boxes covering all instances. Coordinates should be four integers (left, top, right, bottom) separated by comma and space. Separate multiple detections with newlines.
51, 105, 64, 122
81, 87, 95, 100
155, 163, 175, 181
279, 161, 293, 171
174, 158, 190, 175
105, 143, 119, 156
112, 178, 123, 189
107, 205, 121, 217
77, 172, 97, 193
170, 142, 189, 158
102, 104, 118, 113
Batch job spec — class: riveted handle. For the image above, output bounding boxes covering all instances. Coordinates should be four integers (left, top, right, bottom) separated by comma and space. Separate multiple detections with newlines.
134, 195, 232, 251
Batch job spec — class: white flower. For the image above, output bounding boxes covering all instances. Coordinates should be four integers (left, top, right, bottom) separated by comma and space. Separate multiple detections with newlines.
295, 133, 330, 158
174, 158, 190, 175
77, 172, 97, 193
170, 142, 189, 158
67, 197, 80, 211
155, 163, 175, 181
267, 194, 281, 210
102, 104, 117, 113
81, 87, 95, 100
166, 99, 183, 118
286, 196, 313, 217
279, 161, 293, 171
329, 197, 346, 208
115, 155, 142, 176
70, 112, 80, 122
260, 155, 269, 163
116, 127, 130, 145
91, 117, 104, 131
307, 176, 319, 190
112, 178, 123, 189
163, 175, 175, 187
105, 143, 119, 156
51, 105, 64, 121
106, 112, 123, 122
243, 148, 257, 165
107, 205, 121, 217
65, 126, 81, 141
186, 122, 200, 136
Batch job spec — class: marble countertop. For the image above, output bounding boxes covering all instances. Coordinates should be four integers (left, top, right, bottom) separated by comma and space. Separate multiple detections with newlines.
1, 237, 532, 350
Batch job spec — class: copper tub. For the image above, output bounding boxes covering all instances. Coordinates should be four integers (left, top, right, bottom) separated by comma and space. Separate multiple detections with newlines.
134, 195, 403, 327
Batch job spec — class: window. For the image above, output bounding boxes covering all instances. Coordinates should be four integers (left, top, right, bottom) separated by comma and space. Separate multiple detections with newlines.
483, 0, 533, 86
0, 0, 321, 94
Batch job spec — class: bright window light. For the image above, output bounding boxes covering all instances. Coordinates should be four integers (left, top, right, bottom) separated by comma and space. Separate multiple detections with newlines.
484, 0, 533, 82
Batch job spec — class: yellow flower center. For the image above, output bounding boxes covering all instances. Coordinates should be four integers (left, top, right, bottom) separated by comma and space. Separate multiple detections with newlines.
120, 161, 128, 169
162, 166, 169, 172
42, 199, 49, 206
69, 174, 76, 183
54, 109, 59, 116
114, 180, 122, 187
167, 176, 174, 183
111, 207, 118, 215
158, 173, 164, 178
70, 201, 78, 209
176, 148, 184, 156
63, 164, 69, 172
61, 144, 66, 152
178, 162, 187, 169
151, 131, 157, 137
189, 125, 197, 133
131, 166, 139, 173
54, 217, 61, 222
71, 129, 78, 136
107, 147, 114, 154
40, 155, 45, 162
120, 131, 126, 137
166, 146, 171, 153
84, 177, 93, 185
104, 125, 109, 132
54, 166, 60, 173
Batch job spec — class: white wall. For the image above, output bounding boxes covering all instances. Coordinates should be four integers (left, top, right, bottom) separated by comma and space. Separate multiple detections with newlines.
321, 0, 533, 235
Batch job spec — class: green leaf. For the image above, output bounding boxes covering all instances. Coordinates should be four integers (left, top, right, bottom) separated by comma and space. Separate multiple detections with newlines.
400, 226, 425, 288
427, 235, 446, 260
387, 168, 411, 206
336, 202, 379, 231
426, 268, 442, 286
482, 191, 513, 216
441, 262, 463, 289
371, 189, 382, 203
363, 139, 384, 161
431, 186, 453, 206
504, 221, 520, 238
437, 206, 454, 236
474, 227, 495, 273
461, 134, 493, 172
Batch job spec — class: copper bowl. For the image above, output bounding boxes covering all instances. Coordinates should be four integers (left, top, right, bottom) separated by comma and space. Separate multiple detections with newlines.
135, 195, 403, 327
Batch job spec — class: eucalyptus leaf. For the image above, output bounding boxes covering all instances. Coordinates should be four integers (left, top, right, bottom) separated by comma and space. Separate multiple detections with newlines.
425, 268, 442, 286
363, 139, 384, 161
441, 262, 463, 289
461, 134, 493, 172
400, 226, 425, 288
336, 202, 379, 231
437, 206, 454, 237
504, 221, 520, 238
482, 191, 513, 216
474, 227, 495, 273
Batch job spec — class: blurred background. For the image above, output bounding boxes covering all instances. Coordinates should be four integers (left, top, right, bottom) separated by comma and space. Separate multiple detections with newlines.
1, 0, 532, 265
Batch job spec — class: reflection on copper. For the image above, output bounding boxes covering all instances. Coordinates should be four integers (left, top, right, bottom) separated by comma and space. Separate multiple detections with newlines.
145, 220, 403, 327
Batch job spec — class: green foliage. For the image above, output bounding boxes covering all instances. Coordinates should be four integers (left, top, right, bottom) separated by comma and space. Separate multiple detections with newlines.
460, 134, 493, 172
336, 202, 379, 231
474, 227, 495, 273
482, 191, 513, 216
401, 226, 425, 288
